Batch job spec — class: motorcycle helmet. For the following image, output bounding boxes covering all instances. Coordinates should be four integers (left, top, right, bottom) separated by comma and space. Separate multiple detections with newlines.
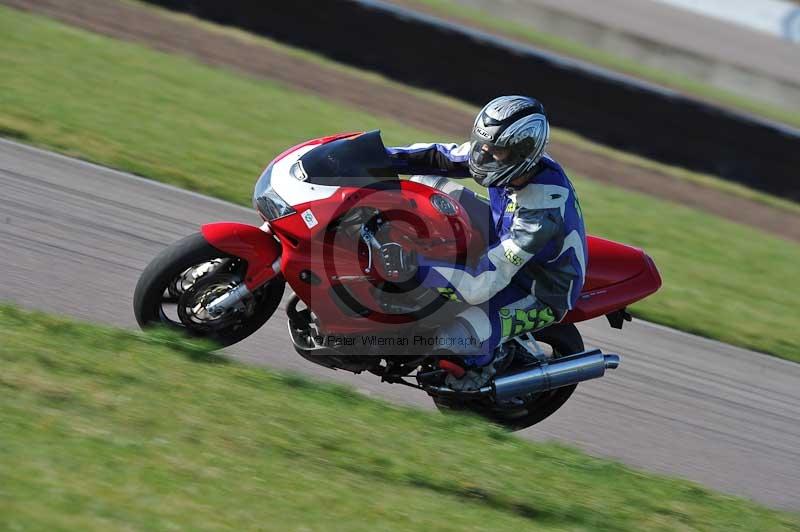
468, 95, 550, 188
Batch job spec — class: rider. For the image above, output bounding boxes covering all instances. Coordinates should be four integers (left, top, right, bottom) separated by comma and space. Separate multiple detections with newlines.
379, 95, 587, 388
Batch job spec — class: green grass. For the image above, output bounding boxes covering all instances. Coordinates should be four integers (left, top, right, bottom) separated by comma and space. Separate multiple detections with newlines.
0, 6, 433, 206
2, 304, 798, 531
399, 0, 800, 130
1, 6, 799, 361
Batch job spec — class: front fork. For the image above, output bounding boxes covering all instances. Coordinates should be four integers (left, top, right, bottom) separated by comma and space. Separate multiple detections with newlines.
200, 221, 282, 313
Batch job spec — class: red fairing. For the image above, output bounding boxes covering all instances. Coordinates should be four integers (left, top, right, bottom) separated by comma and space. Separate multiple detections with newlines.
562, 236, 662, 323
582, 236, 647, 292
270, 180, 478, 333
201, 222, 281, 290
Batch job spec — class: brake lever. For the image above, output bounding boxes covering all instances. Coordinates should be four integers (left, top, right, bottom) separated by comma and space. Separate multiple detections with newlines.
360, 224, 376, 273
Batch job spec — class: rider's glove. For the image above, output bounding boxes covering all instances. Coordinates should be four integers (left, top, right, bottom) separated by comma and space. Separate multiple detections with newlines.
368, 225, 418, 283
378, 242, 418, 283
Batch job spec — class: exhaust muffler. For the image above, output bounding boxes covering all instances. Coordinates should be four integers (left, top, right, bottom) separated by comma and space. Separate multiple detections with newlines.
493, 349, 620, 401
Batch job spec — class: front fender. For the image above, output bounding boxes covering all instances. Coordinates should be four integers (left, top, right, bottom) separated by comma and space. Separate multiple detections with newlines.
201, 222, 281, 289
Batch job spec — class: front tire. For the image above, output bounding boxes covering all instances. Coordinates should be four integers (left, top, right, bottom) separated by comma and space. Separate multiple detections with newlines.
133, 232, 285, 347
433, 323, 584, 431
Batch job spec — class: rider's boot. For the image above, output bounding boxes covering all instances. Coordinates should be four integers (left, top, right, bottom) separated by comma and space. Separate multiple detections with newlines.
440, 347, 516, 392
426, 318, 513, 392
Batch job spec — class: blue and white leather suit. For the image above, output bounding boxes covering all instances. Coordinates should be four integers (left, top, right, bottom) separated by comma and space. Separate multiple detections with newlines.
387, 142, 587, 366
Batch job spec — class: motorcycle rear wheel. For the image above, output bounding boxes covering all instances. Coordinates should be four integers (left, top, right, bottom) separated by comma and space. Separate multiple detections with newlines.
432, 323, 583, 431
133, 232, 285, 347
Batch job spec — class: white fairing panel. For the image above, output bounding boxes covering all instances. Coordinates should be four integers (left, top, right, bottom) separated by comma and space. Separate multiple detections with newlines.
268, 144, 340, 206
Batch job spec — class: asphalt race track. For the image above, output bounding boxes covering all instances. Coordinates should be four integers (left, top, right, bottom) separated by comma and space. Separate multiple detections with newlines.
1, 139, 799, 509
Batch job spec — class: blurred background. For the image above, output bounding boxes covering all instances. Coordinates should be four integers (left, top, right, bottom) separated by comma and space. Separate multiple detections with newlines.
1, 0, 799, 529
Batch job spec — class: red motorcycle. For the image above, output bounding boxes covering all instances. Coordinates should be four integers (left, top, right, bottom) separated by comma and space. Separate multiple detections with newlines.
134, 131, 661, 430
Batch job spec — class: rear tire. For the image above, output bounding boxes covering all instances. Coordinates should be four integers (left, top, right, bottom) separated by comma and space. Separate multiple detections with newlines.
134, 232, 285, 347
433, 323, 584, 431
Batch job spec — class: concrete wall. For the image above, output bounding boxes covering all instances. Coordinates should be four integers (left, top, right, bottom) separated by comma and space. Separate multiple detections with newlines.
652, 0, 800, 42
449, 0, 800, 110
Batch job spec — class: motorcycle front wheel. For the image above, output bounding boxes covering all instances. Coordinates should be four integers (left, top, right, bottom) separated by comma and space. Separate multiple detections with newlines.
133, 232, 285, 347
432, 323, 584, 431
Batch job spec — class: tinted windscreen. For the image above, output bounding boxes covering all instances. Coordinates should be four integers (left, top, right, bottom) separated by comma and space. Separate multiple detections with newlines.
298, 130, 398, 186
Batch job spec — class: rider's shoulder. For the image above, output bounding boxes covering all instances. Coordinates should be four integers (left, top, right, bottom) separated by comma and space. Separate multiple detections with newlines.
528, 155, 574, 189
514, 155, 575, 212
537, 153, 568, 178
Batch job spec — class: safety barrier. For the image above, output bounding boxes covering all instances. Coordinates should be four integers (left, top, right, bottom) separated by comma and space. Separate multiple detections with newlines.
143, 0, 800, 200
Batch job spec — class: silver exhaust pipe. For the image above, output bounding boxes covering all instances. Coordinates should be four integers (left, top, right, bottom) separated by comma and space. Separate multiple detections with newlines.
493, 349, 620, 401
